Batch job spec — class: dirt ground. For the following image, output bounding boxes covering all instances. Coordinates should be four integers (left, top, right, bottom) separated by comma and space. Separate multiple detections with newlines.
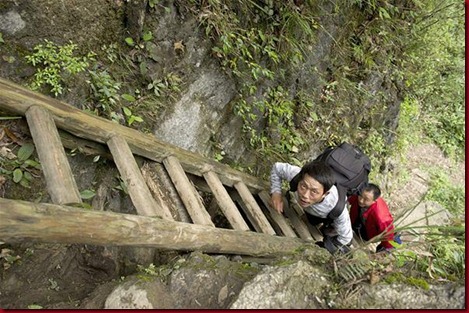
386, 143, 465, 217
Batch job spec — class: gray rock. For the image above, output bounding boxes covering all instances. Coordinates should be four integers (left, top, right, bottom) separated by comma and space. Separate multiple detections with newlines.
104, 276, 175, 309
154, 67, 236, 156
353, 283, 465, 309
230, 260, 331, 309
0, 10, 25, 35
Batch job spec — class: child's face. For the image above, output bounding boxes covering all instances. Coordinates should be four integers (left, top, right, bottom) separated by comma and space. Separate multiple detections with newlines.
296, 174, 327, 207
358, 190, 375, 208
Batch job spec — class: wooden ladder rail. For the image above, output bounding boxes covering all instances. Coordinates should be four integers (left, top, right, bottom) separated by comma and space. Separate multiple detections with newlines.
25, 106, 82, 205
0, 198, 308, 257
282, 197, 314, 240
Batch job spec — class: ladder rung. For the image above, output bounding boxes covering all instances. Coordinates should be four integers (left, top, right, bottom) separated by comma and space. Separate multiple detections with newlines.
305, 221, 323, 241
163, 156, 214, 227
140, 162, 175, 221
258, 191, 297, 238
233, 181, 276, 235
107, 135, 172, 220
203, 170, 250, 231
25, 106, 81, 205
282, 197, 313, 240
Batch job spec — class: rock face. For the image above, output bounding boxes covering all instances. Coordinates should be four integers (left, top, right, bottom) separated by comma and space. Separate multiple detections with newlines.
230, 260, 331, 309
102, 252, 260, 309
105, 277, 176, 309
355, 283, 466, 309
98, 252, 465, 309
154, 67, 238, 156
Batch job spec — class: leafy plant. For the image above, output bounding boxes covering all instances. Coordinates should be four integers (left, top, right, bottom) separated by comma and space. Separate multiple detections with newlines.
233, 85, 305, 164
25, 39, 95, 96
87, 69, 121, 116
403, 0, 465, 161
122, 107, 143, 126
394, 97, 421, 158
137, 259, 186, 283
147, 72, 182, 98
0, 143, 41, 188
113, 176, 128, 194
0, 248, 21, 270
79, 189, 96, 200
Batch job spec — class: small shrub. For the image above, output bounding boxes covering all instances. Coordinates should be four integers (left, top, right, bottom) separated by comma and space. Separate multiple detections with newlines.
25, 39, 95, 96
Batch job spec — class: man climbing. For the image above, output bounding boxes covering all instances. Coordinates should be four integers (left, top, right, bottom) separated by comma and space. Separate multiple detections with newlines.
348, 183, 399, 252
270, 160, 353, 254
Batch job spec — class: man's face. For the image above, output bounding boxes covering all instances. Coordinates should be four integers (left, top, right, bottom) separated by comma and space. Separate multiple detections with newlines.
358, 190, 375, 208
296, 173, 326, 207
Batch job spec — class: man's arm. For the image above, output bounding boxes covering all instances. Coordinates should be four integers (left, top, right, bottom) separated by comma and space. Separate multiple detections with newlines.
270, 162, 301, 213
332, 207, 354, 246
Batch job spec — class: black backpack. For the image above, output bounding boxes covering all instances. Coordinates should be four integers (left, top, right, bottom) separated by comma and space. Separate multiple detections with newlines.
290, 142, 371, 220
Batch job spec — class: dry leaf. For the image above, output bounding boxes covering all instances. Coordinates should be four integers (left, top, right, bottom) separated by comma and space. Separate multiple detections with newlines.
369, 270, 380, 285
4, 127, 21, 145
0, 146, 16, 159
174, 40, 185, 53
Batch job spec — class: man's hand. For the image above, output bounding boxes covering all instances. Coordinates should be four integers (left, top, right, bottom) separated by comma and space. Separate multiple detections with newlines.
271, 192, 284, 214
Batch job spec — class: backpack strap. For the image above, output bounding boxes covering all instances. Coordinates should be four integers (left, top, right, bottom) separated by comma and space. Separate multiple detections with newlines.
289, 172, 301, 192
327, 184, 347, 220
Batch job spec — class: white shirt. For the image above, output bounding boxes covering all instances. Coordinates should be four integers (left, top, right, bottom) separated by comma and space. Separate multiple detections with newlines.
270, 162, 353, 245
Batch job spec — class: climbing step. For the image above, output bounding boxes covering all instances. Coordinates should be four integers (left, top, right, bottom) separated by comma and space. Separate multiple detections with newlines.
203, 170, 250, 231
107, 135, 173, 220
163, 155, 214, 227
233, 181, 276, 235
282, 198, 314, 240
25, 105, 81, 205
258, 191, 297, 238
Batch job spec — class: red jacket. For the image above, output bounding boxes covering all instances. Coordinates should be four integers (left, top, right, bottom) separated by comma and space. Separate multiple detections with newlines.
349, 195, 395, 249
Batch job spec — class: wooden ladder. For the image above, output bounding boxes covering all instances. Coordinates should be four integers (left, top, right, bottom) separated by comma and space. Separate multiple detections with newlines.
0, 78, 322, 256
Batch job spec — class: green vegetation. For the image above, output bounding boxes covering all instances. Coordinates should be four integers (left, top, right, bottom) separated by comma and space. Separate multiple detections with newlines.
25, 40, 95, 96
0, 142, 41, 188
21, 1, 463, 170
188, 0, 464, 179
424, 168, 464, 215
384, 272, 430, 290
190, 0, 318, 167
404, 1, 465, 161
389, 231, 465, 283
